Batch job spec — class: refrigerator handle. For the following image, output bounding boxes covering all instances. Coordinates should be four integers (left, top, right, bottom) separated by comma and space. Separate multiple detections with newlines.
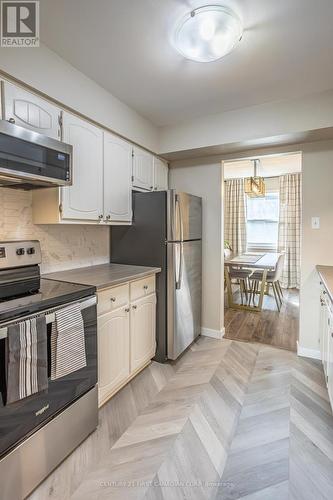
175, 195, 184, 242
176, 242, 183, 290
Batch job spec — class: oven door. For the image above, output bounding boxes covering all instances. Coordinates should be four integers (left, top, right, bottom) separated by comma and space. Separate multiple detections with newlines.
0, 295, 97, 458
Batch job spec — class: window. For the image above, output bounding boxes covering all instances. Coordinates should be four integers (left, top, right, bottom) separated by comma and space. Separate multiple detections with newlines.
246, 192, 279, 251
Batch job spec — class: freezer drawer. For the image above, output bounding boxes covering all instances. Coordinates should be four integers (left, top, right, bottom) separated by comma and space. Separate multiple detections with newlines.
167, 240, 202, 360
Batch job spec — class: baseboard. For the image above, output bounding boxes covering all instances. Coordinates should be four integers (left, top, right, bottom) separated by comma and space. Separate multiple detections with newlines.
297, 341, 321, 360
201, 327, 225, 340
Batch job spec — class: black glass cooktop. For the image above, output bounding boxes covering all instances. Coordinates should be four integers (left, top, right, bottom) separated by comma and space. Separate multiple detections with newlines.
0, 278, 96, 323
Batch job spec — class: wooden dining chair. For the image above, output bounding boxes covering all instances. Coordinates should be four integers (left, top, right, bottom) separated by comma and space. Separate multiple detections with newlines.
248, 254, 285, 311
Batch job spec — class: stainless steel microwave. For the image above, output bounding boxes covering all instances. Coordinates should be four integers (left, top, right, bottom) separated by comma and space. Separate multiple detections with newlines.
0, 120, 72, 188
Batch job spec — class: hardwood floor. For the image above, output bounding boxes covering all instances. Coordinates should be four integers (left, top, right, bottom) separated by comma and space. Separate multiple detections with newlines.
224, 288, 299, 351
28, 336, 333, 500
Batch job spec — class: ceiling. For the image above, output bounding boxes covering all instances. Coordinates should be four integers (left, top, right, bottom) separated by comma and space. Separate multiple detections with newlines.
40, 0, 333, 127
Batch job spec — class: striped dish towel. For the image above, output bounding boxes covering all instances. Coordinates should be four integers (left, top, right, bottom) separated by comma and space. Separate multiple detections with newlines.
6, 316, 48, 404
51, 303, 86, 380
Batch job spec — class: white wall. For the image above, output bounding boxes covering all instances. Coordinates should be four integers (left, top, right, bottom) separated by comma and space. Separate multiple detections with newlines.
170, 141, 333, 354
159, 90, 333, 154
0, 44, 158, 152
170, 161, 224, 336
0, 189, 109, 273
299, 141, 333, 353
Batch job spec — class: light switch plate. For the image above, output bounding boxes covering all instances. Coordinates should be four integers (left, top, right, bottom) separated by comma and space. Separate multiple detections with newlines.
312, 217, 320, 229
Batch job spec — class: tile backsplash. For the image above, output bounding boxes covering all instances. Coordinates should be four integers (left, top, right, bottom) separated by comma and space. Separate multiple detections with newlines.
0, 188, 110, 273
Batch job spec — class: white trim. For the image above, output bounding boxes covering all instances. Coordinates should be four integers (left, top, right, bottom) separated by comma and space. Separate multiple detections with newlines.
297, 341, 321, 360
201, 327, 225, 340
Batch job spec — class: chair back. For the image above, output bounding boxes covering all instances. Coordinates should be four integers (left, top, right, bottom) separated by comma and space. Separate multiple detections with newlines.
272, 254, 285, 281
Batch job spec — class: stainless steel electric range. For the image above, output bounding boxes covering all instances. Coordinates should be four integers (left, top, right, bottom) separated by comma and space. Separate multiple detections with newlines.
0, 240, 98, 500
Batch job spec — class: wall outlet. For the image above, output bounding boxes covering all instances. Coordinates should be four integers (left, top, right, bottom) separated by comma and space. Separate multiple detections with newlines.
311, 217, 320, 229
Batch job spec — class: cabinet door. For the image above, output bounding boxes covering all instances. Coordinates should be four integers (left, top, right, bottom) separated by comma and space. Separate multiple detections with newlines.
61, 112, 103, 220
154, 157, 168, 191
319, 292, 328, 367
2, 81, 61, 140
104, 132, 132, 222
98, 307, 130, 405
130, 294, 156, 373
132, 146, 154, 191
327, 309, 333, 407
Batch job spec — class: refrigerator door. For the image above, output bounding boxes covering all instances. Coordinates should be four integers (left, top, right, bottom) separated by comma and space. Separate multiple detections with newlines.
111, 191, 168, 362
167, 191, 202, 242
167, 239, 202, 360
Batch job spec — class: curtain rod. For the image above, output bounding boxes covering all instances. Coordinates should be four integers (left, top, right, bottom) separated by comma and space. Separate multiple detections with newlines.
224, 172, 301, 181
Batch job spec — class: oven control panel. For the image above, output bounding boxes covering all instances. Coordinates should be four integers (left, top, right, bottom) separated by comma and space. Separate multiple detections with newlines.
0, 240, 41, 269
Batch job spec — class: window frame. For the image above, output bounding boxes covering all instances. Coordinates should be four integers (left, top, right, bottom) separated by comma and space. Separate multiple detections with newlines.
246, 190, 280, 252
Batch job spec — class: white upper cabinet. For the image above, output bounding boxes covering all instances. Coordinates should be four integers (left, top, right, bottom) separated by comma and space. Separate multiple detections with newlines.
154, 157, 168, 191
61, 112, 103, 220
104, 132, 132, 222
2, 81, 61, 140
132, 146, 154, 191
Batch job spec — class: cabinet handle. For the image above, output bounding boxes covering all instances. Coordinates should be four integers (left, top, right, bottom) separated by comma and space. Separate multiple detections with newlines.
110, 297, 116, 302
143, 285, 148, 290
98, 214, 103, 219
105, 215, 111, 221
150, 186, 153, 190
125, 307, 130, 313
132, 305, 137, 309
8, 118, 15, 124
323, 290, 327, 295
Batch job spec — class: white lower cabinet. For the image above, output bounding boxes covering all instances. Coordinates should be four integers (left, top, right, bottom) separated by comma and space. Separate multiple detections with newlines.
97, 276, 156, 406
98, 306, 130, 405
319, 287, 333, 409
130, 294, 156, 373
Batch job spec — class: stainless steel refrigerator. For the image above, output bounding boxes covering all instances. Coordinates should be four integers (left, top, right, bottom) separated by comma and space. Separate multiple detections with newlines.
111, 190, 202, 362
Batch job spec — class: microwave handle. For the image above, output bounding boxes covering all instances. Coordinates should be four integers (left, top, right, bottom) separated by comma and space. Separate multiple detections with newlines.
0, 295, 96, 340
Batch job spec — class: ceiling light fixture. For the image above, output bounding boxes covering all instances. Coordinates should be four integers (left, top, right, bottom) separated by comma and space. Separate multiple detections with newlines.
174, 5, 243, 63
245, 159, 266, 198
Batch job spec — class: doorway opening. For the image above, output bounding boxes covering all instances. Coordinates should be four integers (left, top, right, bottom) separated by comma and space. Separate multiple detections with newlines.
222, 152, 302, 351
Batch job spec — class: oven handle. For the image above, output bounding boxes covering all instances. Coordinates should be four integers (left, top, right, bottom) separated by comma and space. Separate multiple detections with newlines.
0, 295, 97, 340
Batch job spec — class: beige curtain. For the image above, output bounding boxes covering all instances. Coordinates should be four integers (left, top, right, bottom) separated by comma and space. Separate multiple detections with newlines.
224, 179, 247, 254
278, 173, 301, 288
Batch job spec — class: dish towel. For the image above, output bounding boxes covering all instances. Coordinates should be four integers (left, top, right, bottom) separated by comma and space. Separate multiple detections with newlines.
51, 303, 86, 380
6, 316, 48, 404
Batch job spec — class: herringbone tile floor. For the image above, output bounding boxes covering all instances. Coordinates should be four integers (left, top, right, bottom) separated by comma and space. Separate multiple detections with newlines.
29, 337, 333, 500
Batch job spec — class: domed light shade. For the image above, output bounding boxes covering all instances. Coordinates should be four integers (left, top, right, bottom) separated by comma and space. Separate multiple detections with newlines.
174, 5, 243, 63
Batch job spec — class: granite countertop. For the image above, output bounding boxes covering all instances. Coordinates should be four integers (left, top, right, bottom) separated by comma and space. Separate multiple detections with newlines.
317, 265, 333, 303
44, 263, 161, 290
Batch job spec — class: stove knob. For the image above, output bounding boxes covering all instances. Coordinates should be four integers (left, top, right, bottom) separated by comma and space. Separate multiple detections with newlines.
27, 247, 35, 255
16, 248, 25, 256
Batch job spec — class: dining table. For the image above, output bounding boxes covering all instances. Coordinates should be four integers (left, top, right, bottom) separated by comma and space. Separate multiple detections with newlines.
224, 252, 282, 311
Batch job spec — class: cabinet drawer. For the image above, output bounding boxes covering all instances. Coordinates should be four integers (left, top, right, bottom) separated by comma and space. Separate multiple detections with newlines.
97, 283, 129, 316
130, 275, 155, 301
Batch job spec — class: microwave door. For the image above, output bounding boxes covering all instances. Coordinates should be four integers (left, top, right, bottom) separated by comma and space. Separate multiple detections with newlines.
0, 120, 72, 188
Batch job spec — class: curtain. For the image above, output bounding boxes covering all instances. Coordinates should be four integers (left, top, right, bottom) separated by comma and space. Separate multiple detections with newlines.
224, 179, 247, 254
278, 173, 301, 288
